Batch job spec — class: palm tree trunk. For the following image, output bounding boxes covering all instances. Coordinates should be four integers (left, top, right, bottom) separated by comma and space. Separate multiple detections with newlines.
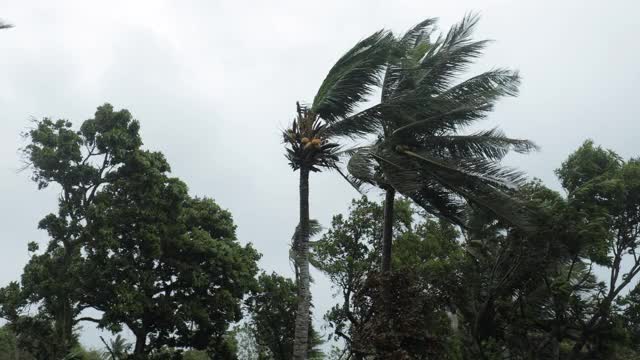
293, 167, 311, 360
381, 187, 395, 272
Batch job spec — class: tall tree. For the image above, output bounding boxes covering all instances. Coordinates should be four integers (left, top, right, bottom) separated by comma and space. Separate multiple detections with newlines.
16, 105, 143, 355
7, 104, 259, 359
81, 150, 260, 357
347, 14, 536, 272
283, 30, 395, 359
558, 141, 640, 358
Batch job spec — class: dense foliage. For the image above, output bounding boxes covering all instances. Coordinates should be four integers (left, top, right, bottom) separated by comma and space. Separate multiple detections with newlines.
0, 105, 259, 359
311, 140, 640, 360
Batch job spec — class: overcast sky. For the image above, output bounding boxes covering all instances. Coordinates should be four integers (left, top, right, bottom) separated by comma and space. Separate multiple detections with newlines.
1, 0, 638, 351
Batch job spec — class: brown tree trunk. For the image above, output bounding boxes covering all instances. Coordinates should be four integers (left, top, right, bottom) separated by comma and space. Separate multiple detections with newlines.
381, 188, 395, 272
133, 332, 146, 358
293, 167, 311, 360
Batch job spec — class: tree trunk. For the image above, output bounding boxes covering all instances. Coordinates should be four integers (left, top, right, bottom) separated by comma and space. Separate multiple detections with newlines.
551, 336, 560, 360
381, 188, 395, 272
63, 300, 73, 351
133, 332, 146, 358
293, 167, 311, 360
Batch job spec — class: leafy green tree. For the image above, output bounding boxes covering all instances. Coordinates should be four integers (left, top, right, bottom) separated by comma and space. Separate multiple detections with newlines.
282, 30, 395, 359
311, 197, 385, 356
620, 284, 640, 354
0, 325, 19, 359
312, 196, 461, 359
0, 306, 71, 360
0, 105, 141, 358
4, 104, 259, 359
557, 141, 640, 358
447, 179, 610, 359
347, 14, 535, 273
81, 149, 260, 357
13, 104, 143, 355
245, 273, 324, 360
446, 141, 640, 360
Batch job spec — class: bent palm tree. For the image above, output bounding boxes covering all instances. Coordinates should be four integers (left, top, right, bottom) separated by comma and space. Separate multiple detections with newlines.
347, 14, 537, 272
283, 30, 395, 359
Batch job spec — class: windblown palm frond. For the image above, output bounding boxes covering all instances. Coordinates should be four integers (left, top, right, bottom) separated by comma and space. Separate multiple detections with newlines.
290, 219, 323, 280
345, 14, 537, 230
414, 13, 490, 96
347, 147, 377, 187
381, 18, 438, 102
312, 30, 395, 122
292, 219, 323, 250
372, 145, 531, 228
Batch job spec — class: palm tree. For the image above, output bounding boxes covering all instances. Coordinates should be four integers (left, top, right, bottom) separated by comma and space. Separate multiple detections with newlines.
283, 30, 395, 360
100, 335, 131, 360
347, 14, 537, 272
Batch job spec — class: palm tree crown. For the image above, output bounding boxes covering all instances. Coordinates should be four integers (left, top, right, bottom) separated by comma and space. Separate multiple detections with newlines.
283, 30, 395, 173
348, 14, 537, 228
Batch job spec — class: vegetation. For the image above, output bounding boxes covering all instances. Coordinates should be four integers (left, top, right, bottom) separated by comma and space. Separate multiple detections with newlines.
311, 140, 640, 359
1, 11, 638, 360
346, 15, 536, 273
0, 106, 259, 359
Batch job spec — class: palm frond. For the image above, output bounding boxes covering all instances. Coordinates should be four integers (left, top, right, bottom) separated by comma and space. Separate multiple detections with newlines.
323, 103, 386, 139
291, 219, 323, 262
415, 13, 489, 96
333, 165, 367, 193
439, 68, 520, 102
421, 127, 538, 160
381, 18, 437, 101
390, 102, 494, 136
312, 30, 395, 122
402, 148, 527, 189
377, 152, 467, 224
346, 147, 377, 186
383, 149, 532, 229
400, 17, 438, 48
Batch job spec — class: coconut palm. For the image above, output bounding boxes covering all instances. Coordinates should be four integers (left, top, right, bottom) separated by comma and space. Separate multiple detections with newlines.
283, 30, 395, 359
100, 335, 131, 360
346, 14, 537, 272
